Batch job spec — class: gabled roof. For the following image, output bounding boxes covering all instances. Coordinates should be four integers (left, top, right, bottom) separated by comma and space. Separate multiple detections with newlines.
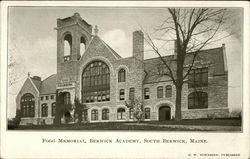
99, 38, 122, 59
30, 78, 42, 91
80, 35, 122, 61
143, 46, 227, 84
40, 74, 57, 95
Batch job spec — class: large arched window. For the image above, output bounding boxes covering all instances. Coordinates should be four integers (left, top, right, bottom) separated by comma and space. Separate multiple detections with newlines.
102, 109, 109, 120
20, 93, 35, 117
82, 61, 110, 103
41, 103, 48, 117
118, 69, 126, 82
91, 109, 98, 121
64, 34, 72, 62
117, 108, 125, 120
188, 92, 208, 109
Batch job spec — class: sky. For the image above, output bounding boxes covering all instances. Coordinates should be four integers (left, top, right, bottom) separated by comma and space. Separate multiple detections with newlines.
7, 7, 242, 118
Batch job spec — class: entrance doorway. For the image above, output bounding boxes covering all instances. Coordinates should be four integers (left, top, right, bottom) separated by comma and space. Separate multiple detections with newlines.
159, 106, 171, 121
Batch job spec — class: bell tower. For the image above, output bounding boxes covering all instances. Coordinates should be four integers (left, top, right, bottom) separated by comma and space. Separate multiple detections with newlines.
55, 13, 93, 102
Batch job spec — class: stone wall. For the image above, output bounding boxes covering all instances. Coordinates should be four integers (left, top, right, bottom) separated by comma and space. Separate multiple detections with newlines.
182, 108, 229, 119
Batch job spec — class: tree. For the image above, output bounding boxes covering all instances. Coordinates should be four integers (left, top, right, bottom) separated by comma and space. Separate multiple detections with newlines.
145, 8, 229, 121
54, 91, 73, 125
8, 42, 26, 86
74, 98, 88, 123
125, 97, 144, 122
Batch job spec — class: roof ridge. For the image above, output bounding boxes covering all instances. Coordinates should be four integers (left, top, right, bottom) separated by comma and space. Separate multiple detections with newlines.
144, 46, 223, 61
42, 74, 57, 82
79, 37, 94, 61
96, 36, 122, 59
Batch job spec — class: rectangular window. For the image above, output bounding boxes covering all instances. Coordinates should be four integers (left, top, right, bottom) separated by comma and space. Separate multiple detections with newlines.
129, 88, 135, 100
30, 105, 35, 117
91, 111, 98, 121
120, 89, 125, 101
188, 92, 208, 109
188, 67, 208, 88
157, 86, 163, 98
144, 108, 150, 119
82, 110, 88, 121
102, 94, 106, 101
45, 96, 49, 100
52, 103, 56, 116
144, 88, 150, 99
97, 95, 102, 102
41, 97, 44, 101
165, 85, 172, 98
51, 95, 54, 100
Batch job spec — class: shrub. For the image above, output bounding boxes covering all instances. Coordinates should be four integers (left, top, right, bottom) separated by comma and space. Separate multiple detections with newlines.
8, 109, 22, 129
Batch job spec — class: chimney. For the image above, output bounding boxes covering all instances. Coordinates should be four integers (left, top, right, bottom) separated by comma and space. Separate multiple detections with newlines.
133, 30, 144, 60
32, 76, 41, 81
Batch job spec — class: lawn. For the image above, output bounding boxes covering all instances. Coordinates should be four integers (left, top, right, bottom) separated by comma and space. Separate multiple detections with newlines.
9, 118, 241, 131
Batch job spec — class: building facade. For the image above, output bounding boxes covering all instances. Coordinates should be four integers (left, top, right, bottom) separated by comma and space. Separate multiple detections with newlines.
16, 13, 229, 125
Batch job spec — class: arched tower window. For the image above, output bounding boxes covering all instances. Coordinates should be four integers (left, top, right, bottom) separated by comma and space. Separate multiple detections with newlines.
82, 61, 110, 103
64, 34, 72, 61
188, 92, 208, 109
80, 36, 87, 57
118, 69, 126, 82
20, 93, 35, 117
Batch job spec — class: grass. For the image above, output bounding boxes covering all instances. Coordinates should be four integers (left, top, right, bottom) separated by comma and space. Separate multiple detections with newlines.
146, 118, 241, 126
9, 118, 241, 131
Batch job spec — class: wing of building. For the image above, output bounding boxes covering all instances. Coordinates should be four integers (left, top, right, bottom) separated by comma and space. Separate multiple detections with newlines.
16, 13, 229, 125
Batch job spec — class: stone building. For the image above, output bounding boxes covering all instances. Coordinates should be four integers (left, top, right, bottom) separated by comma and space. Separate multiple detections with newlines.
16, 13, 229, 125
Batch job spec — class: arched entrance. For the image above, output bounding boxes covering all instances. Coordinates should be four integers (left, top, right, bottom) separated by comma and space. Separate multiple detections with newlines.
159, 106, 171, 121
64, 111, 71, 123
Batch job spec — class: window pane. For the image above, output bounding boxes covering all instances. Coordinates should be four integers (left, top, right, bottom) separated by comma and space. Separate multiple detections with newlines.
144, 88, 150, 99
157, 86, 163, 98
117, 108, 125, 120
188, 92, 208, 109
120, 89, 125, 100
145, 108, 150, 119
21, 93, 35, 117
188, 68, 208, 88
118, 69, 126, 82
82, 61, 110, 103
165, 85, 172, 98
129, 88, 135, 100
